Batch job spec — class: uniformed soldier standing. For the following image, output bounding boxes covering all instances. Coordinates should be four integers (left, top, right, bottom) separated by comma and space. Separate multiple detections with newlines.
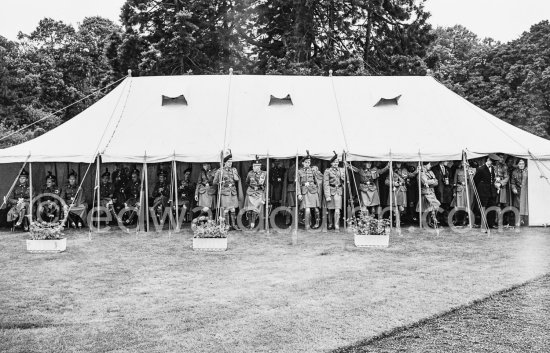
244, 156, 267, 229
416, 161, 441, 227
151, 169, 170, 222
214, 153, 243, 230
323, 153, 344, 230
176, 168, 195, 222
404, 162, 420, 223
111, 167, 128, 217
297, 152, 321, 230
195, 163, 217, 218
349, 161, 389, 217
451, 161, 475, 226
385, 162, 411, 221
494, 154, 511, 226
269, 160, 285, 208
6, 169, 31, 230
39, 172, 62, 223
511, 159, 528, 226
123, 168, 142, 225
61, 169, 88, 228
282, 160, 296, 226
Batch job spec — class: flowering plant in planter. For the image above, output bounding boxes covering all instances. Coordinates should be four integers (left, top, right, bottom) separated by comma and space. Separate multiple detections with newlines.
347, 212, 391, 235
191, 216, 229, 238
29, 221, 64, 240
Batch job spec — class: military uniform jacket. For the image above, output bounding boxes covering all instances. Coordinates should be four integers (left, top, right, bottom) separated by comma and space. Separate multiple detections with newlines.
214, 167, 240, 196
323, 167, 344, 198
152, 181, 170, 198
41, 185, 61, 203
114, 180, 127, 203
10, 183, 31, 204
246, 170, 266, 192
196, 169, 218, 197
385, 169, 408, 192
359, 168, 381, 192
62, 184, 84, 205
100, 182, 115, 200
125, 180, 142, 201
297, 167, 319, 195
178, 179, 196, 201
420, 170, 438, 195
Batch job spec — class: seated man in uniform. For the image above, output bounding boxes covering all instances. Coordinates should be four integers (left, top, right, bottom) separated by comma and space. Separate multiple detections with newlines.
111, 166, 128, 217
176, 168, 195, 222
6, 169, 32, 231
61, 169, 88, 228
98, 168, 119, 225
122, 168, 142, 226
151, 169, 171, 223
38, 172, 62, 223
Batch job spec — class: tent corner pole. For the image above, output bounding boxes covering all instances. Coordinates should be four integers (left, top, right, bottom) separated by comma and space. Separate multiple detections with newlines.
293, 153, 298, 244
265, 155, 270, 233
418, 153, 422, 229
96, 155, 101, 233
144, 160, 149, 232
172, 155, 179, 231
29, 161, 33, 224
389, 152, 393, 230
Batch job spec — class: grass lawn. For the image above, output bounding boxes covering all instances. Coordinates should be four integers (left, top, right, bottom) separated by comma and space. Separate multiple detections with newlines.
334, 273, 550, 353
1, 226, 550, 352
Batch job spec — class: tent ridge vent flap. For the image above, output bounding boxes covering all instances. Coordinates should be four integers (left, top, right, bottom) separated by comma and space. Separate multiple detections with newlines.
374, 94, 402, 107
269, 94, 293, 106
162, 94, 188, 106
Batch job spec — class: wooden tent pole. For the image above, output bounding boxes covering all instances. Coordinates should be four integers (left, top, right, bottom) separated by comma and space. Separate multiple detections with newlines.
293, 153, 299, 244
144, 160, 149, 232
265, 155, 270, 232
172, 155, 179, 230
29, 161, 33, 224
463, 150, 473, 228
96, 155, 101, 232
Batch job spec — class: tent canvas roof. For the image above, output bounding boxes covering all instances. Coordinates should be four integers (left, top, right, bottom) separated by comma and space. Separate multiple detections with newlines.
1, 75, 549, 163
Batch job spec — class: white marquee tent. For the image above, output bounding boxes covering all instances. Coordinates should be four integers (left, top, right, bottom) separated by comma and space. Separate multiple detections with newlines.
1, 74, 550, 224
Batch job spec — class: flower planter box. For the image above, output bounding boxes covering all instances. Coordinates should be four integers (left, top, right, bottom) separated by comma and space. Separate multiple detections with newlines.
26, 238, 67, 253
354, 233, 389, 248
193, 237, 227, 251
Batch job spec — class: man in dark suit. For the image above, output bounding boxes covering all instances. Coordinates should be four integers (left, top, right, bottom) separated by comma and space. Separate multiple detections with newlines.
433, 161, 453, 225
473, 154, 500, 229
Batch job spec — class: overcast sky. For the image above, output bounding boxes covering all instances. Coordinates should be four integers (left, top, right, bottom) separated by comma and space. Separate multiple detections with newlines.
0, 0, 549, 43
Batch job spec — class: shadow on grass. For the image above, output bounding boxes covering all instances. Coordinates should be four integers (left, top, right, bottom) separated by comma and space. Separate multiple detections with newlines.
333, 273, 550, 353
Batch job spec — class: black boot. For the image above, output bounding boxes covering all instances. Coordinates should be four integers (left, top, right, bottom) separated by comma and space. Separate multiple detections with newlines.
313, 208, 320, 229
230, 211, 241, 231
327, 210, 334, 230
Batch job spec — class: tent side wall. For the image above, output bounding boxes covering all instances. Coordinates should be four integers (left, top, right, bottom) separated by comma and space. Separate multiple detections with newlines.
528, 158, 550, 226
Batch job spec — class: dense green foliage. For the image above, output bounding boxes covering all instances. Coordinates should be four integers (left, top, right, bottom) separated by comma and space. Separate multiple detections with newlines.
1, 1, 549, 147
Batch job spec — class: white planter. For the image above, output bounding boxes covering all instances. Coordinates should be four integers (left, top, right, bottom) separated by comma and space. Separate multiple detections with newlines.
26, 238, 67, 253
354, 233, 389, 248
193, 237, 227, 251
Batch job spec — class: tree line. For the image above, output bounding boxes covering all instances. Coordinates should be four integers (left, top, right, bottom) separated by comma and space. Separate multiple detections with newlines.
1, 0, 549, 147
